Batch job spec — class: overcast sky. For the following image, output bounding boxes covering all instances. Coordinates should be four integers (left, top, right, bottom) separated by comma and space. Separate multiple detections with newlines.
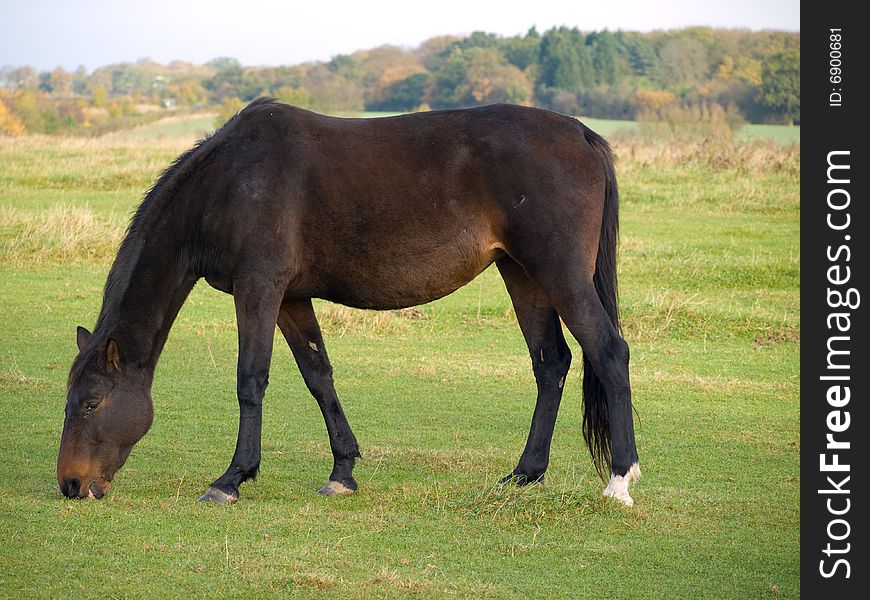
2, 0, 799, 72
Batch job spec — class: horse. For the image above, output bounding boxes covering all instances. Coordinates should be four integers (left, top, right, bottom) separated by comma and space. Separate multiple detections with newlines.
57, 98, 640, 506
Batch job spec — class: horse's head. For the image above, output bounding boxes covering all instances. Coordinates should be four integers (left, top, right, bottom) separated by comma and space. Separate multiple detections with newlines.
57, 326, 153, 499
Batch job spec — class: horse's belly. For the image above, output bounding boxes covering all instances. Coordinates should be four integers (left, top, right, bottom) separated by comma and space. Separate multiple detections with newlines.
312, 237, 503, 310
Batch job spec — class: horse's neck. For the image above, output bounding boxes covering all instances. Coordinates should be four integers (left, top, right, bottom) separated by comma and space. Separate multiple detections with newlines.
99, 227, 197, 373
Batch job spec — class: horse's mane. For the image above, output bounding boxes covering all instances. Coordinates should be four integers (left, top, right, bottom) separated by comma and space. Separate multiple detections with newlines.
68, 98, 285, 386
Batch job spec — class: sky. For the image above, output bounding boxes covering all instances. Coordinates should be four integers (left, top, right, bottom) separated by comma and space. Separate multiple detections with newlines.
2, 0, 799, 72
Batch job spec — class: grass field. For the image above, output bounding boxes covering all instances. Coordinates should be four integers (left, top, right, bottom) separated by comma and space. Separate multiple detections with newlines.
580, 117, 800, 145
0, 117, 799, 598
99, 109, 800, 146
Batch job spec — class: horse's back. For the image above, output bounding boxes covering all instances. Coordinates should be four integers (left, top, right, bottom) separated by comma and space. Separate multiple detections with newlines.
196, 102, 607, 308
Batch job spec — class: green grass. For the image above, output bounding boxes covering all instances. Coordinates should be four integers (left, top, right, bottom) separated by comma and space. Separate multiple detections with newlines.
580, 117, 642, 138
738, 123, 800, 145
89, 110, 800, 147
103, 113, 217, 142
0, 124, 799, 598
580, 116, 799, 145
102, 111, 404, 144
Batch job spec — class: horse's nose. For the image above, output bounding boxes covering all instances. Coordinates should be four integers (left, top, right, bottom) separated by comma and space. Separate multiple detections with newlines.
60, 478, 80, 498
88, 481, 105, 499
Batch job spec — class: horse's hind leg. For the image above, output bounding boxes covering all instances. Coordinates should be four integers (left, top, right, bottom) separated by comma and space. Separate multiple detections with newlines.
497, 258, 572, 485
277, 299, 361, 495
549, 280, 639, 505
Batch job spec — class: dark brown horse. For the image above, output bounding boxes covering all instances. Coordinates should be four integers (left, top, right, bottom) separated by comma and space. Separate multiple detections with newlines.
57, 99, 640, 506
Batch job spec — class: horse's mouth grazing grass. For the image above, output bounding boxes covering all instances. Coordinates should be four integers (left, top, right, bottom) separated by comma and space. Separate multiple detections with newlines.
60, 475, 111, 500
86, 477, 111, 499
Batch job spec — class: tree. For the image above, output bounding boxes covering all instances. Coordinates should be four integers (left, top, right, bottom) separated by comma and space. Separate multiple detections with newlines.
499, 28, 541, 71
237, 69, 269, 101
214, 97, 245, 128
167, 81, 207, 106
760, 48, 799, 123
590, 30, 623, 87
92, 85, 107, 108
656, 37, 710, 88
430, 47, 532, 108
207, 57, 242, 72
0, 27, 799, 126
6, 88, 62, 133
537, 27, 594, 92
6, 66, 38, 89
617, 32, 657, 78
418, 35, 463, 71
630, 89, 677, 116
368, 72, 428, 111
49, 67, 73, 96
392, 72, 429, 109
305, 63, 365, 112
328, 54, 359, 78
0, 96, 27, 135
275, 85, 312, 108
72, 66, 89, 95
353, 46, 420, 89
451, 31, 500, 51
204, 57, 244, 100
38, 71, 53, 93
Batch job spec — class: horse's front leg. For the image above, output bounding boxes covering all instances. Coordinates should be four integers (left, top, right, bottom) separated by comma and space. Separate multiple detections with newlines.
199, 278, 284, 503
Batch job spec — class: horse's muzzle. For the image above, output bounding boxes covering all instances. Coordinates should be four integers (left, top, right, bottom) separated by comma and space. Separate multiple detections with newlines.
60, 477, 80, 498
60, 478, 108, 499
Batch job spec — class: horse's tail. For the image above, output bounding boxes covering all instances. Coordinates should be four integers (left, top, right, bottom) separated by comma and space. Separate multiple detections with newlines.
581, 127, 620, 480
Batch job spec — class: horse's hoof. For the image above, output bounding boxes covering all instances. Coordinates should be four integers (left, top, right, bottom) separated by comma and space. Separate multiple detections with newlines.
602, 463, 641, 507
197, 486, 238, 504
500, 472, 544, 486
317, 480, 355, 496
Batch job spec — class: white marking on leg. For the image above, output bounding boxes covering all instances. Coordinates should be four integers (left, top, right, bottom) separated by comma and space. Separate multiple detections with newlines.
602, 462, 641, 507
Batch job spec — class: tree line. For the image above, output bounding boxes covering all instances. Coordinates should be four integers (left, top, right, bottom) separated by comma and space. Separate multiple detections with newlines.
0, 26, 799, 135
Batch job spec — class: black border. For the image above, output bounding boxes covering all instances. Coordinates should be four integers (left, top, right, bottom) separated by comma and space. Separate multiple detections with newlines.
801, 4, 869, 595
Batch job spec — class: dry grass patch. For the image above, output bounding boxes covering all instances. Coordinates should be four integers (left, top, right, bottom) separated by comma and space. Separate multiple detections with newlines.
753, 329, 800, 347
0, 360, 46, 390
363, 445, 500, 477
0, 134, 189, 192
453, 474, 626, 527
0, 204, 124, 265
637, 370, 794, 395
362, 566, 432, 594
314, 303, 429, 338
291, 570, 337, 590
614, 136, 800, 177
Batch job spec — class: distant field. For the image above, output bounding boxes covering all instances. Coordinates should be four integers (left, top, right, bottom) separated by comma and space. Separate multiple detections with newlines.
103, 111, 800, 147
580, 117, 800, 145
103, 113, 217, 142
0, 122, 799, 597
104, 111, 404, 143
738, 122, 800, 145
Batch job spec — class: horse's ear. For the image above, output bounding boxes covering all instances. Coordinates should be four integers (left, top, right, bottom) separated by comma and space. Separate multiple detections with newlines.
106, 339, 120, 372
76, 326, 92, 351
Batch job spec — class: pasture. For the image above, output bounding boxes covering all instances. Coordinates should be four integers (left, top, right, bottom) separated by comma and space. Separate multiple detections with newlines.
0, 115, 799, 598
575, 117, 800, 145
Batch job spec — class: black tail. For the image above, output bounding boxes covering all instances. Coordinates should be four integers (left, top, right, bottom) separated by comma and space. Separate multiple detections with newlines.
581, 127, 620, 480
